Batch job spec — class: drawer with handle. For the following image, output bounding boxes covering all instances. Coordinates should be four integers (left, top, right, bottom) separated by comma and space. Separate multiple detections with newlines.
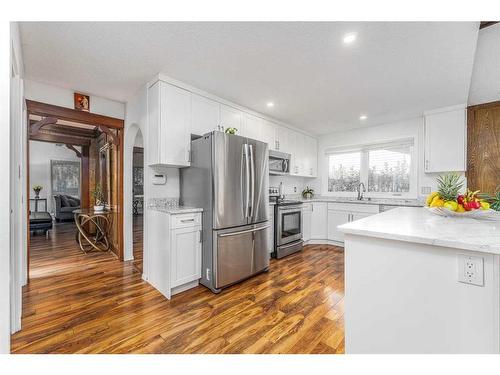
171, 213, 201, 229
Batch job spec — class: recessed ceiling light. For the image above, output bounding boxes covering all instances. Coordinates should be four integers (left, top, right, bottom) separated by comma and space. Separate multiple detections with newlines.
267, 102, 275, 108
359, 115, 367, 120
343, 32, 357, 45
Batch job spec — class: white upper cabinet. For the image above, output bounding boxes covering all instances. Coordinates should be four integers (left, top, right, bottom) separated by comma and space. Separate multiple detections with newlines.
191, 94, 220, 136
424, 107, 466, 173
261, 120, 277, 150
220, 104, 244, 134
304, 136, 318, 177
244, 113, 265, 142
275, 125, 291, 153
148, 81, 191, 168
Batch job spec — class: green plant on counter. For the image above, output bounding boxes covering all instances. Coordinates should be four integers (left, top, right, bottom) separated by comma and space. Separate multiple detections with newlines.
302, 186, 314, 199
478, 185, 500, 211
225, 127, 238, 135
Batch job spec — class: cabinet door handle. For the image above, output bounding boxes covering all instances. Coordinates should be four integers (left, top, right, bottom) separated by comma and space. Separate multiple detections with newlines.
199, 229, 203, 243
187, 149, 192, 162
181, 218, 195, 223
425, 160, 429, 170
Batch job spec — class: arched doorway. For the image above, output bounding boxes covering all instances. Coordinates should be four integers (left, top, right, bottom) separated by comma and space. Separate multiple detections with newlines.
131, 129, 144, 272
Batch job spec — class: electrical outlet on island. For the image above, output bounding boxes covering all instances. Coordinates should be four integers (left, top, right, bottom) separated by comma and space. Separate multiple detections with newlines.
458, 254, 484, 286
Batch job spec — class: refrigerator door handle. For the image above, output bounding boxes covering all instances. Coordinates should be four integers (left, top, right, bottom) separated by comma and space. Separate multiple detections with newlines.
249, 144, 255, 220
243, 144, 250, 218
219, 224, 270, 237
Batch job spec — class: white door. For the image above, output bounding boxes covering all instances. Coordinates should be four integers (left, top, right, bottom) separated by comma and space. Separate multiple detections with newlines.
302, 204, 312, 242
170, 226, 202, 288
261, 120, 276, 150
191, 94, 220, 136
305, 136, 318, 177
327, 210, 350, 242
159, 82, 191, 167
310, 202, 327, 239
424, 108, 466, 172
289, 132, 302, 176
220, 104, 243, 134
244, 113, 264, 142
275, 125, 290, 153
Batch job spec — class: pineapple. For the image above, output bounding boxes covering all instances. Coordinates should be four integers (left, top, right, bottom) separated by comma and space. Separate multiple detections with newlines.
436, 173, 464, 202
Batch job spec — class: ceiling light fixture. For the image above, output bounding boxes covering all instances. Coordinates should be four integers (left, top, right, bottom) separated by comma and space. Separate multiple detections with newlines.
359, 115, 367, 120
343, 32, 357, 45
267, 102, 275, 108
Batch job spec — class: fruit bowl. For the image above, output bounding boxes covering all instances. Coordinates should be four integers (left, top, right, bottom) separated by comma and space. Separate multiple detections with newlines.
425, 206, 500, 221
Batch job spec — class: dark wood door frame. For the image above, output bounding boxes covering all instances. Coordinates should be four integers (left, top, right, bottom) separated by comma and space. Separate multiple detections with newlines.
26, 100, 125, 280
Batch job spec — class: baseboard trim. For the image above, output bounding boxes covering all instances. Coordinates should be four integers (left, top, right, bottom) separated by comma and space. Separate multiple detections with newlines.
304, 239, 344, 247
172, 280, 199, 296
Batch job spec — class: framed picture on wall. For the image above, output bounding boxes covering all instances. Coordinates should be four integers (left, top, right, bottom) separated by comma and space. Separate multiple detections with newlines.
51, 160, 81, 198
74, 92, 90, 112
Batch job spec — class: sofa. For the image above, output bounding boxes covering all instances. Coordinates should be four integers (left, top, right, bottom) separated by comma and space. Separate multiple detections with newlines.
53, 194, 81, 222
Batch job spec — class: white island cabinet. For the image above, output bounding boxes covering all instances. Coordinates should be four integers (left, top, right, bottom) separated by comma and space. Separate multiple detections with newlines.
339, 207, 500, 353
148, 80, 192, 168
147, 207, 203, 299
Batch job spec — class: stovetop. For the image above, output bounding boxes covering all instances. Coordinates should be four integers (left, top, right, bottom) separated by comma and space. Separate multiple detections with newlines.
269, 197, 303, 206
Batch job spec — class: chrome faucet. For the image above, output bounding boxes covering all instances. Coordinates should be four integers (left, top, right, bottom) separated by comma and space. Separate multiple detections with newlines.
357, 182, 366, 200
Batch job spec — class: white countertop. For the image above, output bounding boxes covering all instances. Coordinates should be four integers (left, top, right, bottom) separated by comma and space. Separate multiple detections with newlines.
148, 206, 203, 214
269, 196, 423, 207
338, 207, 500, 254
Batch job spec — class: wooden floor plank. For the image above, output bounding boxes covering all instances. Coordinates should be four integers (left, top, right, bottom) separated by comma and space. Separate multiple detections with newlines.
11, 219, 345, 354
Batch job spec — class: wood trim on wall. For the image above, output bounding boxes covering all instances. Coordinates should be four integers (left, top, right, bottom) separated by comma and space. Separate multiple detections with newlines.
26, 100, 126, 280
26, 100, 124, 129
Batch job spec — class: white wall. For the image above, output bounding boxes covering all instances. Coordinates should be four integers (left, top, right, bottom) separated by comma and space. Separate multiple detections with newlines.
29, 141, 81, 214
269, 175, 313, 197
24, 79, 125, 119
4, 21, 26, 353
316, 116, 464, 199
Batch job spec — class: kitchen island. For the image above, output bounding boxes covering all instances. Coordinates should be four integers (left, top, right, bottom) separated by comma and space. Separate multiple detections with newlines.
338, 207, 500, 353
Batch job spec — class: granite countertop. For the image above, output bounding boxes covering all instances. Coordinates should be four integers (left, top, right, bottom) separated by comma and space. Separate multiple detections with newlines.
148, 206, 203, 214
269, 196, 423, 207
338, 207, 500, 254
147, 198, 203, 214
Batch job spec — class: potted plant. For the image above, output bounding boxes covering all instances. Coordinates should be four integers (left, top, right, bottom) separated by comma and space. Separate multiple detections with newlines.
33, 185, 43, 199
302, 186, 314, 199
92, 184, 106, 211
225, 127, 238, 135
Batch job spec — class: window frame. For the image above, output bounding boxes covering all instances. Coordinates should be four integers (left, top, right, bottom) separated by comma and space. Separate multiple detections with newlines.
324, 138, 418, 199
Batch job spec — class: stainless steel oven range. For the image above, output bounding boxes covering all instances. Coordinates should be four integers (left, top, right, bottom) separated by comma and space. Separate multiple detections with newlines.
273, 199, 303, 259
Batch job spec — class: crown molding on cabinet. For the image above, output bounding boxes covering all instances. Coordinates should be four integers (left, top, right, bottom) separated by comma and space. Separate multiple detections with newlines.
148, 73, 317, 140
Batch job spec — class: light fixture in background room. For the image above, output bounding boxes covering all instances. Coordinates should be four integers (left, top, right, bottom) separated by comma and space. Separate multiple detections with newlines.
267, 102, 275, 108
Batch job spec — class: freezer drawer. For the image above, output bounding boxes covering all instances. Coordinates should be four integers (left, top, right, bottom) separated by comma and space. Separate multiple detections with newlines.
214, 222, 270, 289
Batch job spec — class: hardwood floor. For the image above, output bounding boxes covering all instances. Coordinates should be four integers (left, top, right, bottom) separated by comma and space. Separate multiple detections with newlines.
12, 221, 345, 354
132, 214, 143, 273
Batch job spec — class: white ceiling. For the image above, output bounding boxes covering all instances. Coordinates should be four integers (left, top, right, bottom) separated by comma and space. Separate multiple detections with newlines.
468, 23, 500, 106
19, 22, 479, 135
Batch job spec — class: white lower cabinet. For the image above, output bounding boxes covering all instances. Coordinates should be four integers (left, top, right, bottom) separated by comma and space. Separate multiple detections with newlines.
170, 226, 202, 288
302, 201, 380, 245
310, 202, 328, 240
147, 210, 202, 299
302, 203, 312, 242
327, 210, 349, 242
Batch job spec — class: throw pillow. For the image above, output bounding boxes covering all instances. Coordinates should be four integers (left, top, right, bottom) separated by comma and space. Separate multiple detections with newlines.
60, 195, 71, 207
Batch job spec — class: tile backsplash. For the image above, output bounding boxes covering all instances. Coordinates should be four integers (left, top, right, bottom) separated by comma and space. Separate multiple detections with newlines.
269, 175, 318, 196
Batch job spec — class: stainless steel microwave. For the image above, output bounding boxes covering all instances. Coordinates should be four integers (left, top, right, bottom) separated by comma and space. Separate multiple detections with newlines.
269, 150, 291, 175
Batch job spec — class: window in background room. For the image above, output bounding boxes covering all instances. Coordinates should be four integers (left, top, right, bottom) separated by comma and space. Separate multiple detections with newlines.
328, 152, 361, 192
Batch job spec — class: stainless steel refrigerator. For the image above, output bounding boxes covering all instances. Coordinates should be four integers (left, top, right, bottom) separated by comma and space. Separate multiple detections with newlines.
180, 131, 270, 293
